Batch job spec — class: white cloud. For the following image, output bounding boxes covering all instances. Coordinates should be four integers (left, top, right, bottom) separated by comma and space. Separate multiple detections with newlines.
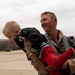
0, 0, 75, 39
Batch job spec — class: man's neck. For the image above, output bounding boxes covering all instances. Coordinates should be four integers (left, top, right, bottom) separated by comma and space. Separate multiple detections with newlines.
48, 29, 60, 45
48, 29, 57, 39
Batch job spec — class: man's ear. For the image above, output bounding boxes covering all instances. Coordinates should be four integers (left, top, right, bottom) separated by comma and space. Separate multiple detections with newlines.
53, 18, 57, 26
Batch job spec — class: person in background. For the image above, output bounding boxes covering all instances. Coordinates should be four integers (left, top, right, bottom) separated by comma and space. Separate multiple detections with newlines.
2, 21, 75, 75
40, 11, 75, 75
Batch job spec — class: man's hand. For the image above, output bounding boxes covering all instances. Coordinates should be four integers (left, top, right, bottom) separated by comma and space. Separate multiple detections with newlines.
28, 52, 39, 61
24, 40, 32, 55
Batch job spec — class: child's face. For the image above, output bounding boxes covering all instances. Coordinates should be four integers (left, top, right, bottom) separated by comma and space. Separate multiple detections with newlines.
4, 30, 18, 42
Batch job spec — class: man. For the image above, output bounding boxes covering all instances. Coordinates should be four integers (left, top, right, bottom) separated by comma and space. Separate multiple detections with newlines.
40, 11, 75, 75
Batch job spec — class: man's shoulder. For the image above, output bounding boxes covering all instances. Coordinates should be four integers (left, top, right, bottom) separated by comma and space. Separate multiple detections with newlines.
63, 35, 75, 45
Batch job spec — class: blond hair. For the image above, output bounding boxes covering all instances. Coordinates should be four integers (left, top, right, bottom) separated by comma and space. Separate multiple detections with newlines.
3, 21, 21, 34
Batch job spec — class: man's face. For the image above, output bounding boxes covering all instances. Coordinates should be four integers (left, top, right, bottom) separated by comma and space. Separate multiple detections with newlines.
40, 14, 56, 33
4, 30, 18, 42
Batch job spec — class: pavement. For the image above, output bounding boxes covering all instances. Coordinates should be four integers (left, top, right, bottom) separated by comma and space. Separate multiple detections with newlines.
0, 50, 38, 75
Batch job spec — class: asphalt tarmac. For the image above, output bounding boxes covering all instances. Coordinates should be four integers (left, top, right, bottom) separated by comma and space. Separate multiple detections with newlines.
0, 50, 38, 75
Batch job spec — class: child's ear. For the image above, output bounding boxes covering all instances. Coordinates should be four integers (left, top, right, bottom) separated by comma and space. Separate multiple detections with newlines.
14, 29, 19, 33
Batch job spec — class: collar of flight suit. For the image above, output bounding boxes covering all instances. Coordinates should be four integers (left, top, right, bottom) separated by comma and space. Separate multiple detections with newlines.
45, 30, 63, 47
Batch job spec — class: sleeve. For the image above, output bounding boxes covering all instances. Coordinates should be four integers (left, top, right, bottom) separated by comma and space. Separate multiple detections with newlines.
41, 46, 74, 70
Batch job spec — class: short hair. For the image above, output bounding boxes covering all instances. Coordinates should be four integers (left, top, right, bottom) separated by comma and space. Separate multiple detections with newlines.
3, 21, 20, 34
41, 11, 57, 20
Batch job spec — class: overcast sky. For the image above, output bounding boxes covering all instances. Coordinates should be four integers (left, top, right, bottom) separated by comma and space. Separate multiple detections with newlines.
0, 0, 75, 39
